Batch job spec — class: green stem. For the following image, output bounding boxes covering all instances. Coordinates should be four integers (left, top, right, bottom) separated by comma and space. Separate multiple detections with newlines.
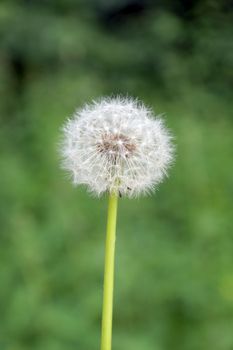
101, 192, 118, 350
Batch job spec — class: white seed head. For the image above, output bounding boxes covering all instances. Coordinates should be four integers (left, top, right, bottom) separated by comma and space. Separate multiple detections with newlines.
60, 97, 174, 197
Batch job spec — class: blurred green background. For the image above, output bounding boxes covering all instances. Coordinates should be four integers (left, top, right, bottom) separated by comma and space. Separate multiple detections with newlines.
0, 1, 233, 349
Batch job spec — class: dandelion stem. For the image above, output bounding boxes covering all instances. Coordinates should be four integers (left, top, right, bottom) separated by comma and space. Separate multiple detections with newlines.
101, 192, 118, 350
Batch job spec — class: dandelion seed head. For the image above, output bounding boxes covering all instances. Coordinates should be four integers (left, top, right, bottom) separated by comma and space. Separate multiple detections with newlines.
60, 97, 174, 197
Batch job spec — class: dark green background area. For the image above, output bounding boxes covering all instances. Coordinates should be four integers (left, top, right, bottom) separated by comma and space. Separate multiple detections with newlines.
0, 1, 233, 349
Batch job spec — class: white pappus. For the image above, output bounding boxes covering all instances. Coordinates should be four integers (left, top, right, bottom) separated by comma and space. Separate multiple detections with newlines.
60, 97, 174, 197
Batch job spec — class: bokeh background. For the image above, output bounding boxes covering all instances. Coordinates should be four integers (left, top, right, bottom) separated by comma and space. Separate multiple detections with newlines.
0, 1, 233, 349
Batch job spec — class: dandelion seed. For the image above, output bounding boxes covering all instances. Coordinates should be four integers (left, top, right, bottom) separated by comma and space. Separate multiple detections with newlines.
60, 97, 174, 197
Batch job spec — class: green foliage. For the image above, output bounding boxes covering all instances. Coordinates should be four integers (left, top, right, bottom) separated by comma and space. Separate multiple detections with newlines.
0, 1, 233, 349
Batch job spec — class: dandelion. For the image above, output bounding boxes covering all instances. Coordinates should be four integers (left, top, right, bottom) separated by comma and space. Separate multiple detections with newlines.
61, 97, 173, 197
60, 97, 174, 350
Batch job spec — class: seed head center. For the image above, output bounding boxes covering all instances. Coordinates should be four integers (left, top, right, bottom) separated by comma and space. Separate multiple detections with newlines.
97, 133, 136, 157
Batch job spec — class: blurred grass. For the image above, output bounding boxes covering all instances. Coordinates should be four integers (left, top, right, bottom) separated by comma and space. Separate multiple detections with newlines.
0, 1, 233, 350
